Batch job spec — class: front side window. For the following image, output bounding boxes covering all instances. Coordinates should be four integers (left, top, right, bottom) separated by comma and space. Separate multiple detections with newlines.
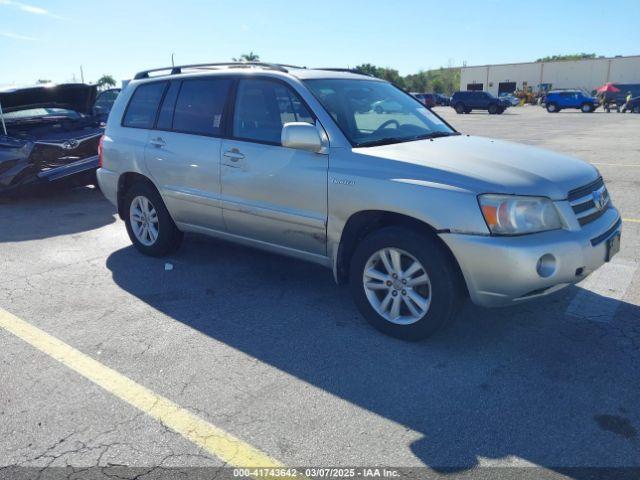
233, 79, 314, 145
123, 82, 166, 129
305, 79, 455, 147
172, 78, 231, 136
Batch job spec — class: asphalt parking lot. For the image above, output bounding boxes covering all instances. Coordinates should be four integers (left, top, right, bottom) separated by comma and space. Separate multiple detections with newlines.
1, 106, 639, 479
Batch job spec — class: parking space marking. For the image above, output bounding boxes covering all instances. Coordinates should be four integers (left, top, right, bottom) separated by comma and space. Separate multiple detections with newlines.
623, 218, 640, 223
566, 260, 637, 323
0, 307, 282, 469
591, 162, 640, 167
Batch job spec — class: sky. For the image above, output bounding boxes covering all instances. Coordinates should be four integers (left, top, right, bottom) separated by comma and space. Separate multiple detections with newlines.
1, 0, 639, 86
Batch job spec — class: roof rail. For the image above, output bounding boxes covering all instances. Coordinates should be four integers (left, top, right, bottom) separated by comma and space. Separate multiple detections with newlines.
133, 62, 303, 80
312, 68, 373, 77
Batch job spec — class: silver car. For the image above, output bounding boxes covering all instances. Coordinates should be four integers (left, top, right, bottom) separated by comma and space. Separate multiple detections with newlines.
97, 62, 622, 340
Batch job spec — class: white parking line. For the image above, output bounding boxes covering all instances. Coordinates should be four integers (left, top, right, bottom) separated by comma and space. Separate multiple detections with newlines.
566, 260, 637, 323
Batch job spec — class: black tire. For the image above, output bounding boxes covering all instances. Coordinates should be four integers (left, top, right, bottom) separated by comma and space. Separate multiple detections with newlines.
488, 104, 498, 115
454, 103, 465, 114
546, 103, 559, 113
464, 108, 471, 114
123, 181, 183, 256
581, 103, 593, 113
349, 226, 462, 341
497, 107, 505, 114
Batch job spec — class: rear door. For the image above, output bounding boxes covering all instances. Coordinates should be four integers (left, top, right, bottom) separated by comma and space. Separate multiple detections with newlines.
144, 77, 232, 230
220, 77, 328, 255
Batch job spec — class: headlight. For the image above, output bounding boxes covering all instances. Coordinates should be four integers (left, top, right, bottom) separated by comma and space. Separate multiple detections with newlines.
478, 194, 563, 235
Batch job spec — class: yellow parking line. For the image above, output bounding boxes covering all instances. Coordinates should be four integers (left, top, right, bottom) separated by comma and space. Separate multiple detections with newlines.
0, 307, 281, 468
592, 162, 640, 167
623, 218, 640, 223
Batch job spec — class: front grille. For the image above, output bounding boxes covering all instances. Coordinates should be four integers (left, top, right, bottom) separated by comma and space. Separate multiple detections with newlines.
568, 177, 604, 201
30, 135, 101, 170
568, 177, 610, 226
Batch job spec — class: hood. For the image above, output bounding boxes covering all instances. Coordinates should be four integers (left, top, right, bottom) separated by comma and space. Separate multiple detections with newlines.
0, 84, 97, 114
357, 135, 599, 200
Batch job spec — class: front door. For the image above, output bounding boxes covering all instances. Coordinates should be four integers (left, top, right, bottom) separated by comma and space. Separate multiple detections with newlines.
220, 78, 328, 255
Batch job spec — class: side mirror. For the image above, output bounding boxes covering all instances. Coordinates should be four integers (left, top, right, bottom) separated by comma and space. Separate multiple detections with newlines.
281, 122, 323, 153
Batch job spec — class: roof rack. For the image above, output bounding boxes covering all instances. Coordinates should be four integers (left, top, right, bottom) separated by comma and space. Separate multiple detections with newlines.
133, 62, 304, 80
312, 68, 373, 77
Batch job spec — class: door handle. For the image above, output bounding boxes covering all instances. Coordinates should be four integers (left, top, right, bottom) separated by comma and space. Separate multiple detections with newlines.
223, 148, 245, 162
149, 137, 166, 148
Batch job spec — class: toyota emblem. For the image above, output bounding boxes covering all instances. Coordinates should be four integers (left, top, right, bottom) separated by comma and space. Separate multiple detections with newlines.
592, 187, 608, 211
62, 139, 80, 150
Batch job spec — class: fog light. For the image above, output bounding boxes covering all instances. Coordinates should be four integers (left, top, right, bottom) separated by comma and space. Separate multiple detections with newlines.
536, 254, 556, 278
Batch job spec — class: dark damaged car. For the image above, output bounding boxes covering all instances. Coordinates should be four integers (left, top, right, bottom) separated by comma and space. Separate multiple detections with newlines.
0, 83, 118, 195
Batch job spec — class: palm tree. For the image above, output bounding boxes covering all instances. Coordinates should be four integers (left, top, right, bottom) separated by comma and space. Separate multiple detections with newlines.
96, 74, 116, 90
232, 52, 260, 62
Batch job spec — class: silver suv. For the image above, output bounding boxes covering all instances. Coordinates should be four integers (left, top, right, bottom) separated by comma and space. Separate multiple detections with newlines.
97, 62, 622, 340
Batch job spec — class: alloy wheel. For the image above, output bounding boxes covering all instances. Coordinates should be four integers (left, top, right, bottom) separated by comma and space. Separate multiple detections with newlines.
362, 247, 432, 325
130, 195, 159, 246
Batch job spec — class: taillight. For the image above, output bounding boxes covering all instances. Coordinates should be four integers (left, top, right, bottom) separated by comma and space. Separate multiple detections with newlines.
98, 135, 104, 168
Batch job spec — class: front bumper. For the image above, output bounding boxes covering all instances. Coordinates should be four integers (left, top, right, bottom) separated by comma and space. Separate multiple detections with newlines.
440, 207, 621, 307
37, 155, 99, 182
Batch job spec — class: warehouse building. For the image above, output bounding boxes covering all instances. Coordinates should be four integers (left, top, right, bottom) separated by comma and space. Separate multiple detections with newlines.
460, 55, 640, 96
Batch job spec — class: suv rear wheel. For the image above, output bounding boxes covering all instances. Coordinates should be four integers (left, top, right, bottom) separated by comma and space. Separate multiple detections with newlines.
124, 182, 183, 256
488, 104, 498, 114
349, 226, 461, 341
546, 103, 559, 113
454, 103, 465, 114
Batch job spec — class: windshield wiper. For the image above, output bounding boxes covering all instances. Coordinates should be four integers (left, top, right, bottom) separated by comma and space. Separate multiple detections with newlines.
355, 131, 458, 148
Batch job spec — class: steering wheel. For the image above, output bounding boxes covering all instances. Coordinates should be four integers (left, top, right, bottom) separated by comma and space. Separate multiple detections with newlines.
373, 119, 400, 134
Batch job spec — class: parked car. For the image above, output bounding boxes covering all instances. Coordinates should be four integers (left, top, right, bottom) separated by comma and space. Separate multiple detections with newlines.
435, 93, 450, 106
498, 92, 520, 106
411, 93, 437, 108
98, 62, 621, 341
92, 88, 121, 123
450, 91, 510, 114
544, 90, 599, 113
0, 83, 114, 195
371, 98, 404, 113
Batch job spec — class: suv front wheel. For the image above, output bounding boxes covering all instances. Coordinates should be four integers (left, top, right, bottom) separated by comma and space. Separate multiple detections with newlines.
349, 227, 462, 341
546, 103, 559, 113
454, 103, 465, 114
581, 103, 594, 113
124, 182, 183, 256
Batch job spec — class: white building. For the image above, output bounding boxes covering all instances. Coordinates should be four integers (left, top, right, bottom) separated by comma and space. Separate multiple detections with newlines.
460, 55, 640, 95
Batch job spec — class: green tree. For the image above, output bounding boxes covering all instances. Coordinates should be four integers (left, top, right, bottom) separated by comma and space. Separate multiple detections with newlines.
536, 53, 597, 62
96, 74, 116, 90
233, 51, 260, 62
354, 64, 405, 88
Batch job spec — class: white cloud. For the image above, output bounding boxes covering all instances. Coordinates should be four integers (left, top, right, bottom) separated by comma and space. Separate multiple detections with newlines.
0, 30, 36, 41
0, 0, 64, 19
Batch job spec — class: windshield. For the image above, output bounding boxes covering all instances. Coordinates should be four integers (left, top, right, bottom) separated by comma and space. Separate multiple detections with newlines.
304, 79, 455, 147
2, 107, 82, 122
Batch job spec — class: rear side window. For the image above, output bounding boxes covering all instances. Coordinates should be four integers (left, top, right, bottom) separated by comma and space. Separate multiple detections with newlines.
172, 78, 232, 136
233, 79, 314, 145
123, 82, 167, 128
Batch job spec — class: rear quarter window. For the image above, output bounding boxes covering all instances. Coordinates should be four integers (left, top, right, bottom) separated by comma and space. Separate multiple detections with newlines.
122, 82, 167, 129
